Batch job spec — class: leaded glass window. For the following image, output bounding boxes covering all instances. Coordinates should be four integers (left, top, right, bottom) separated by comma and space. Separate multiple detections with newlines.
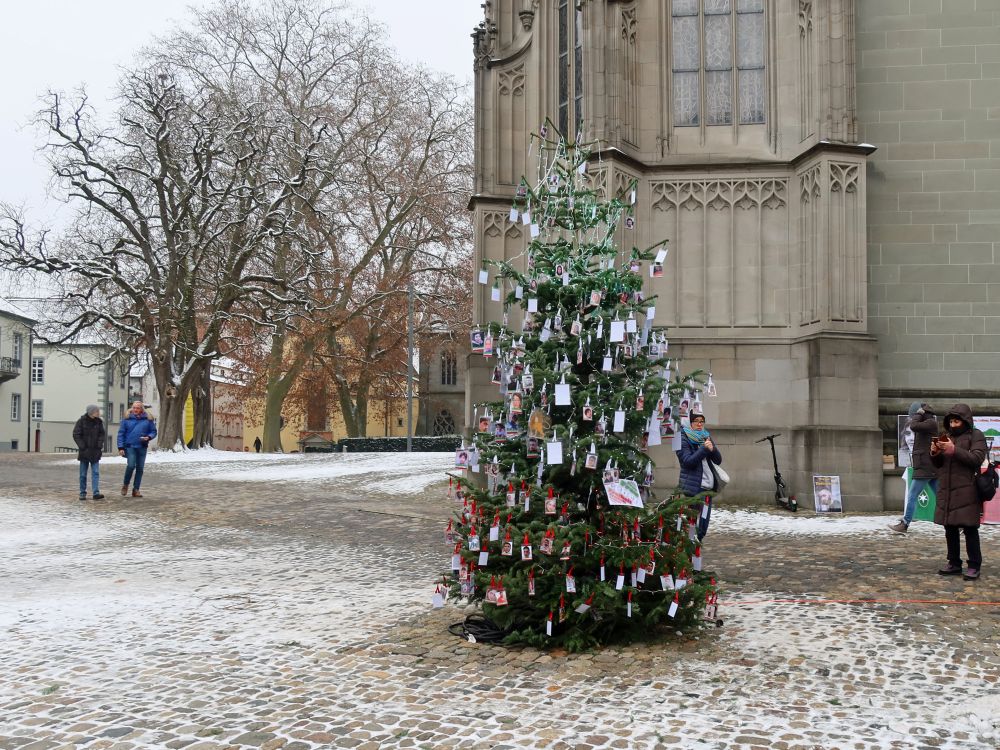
559, 0, 584, 137
671, 0, 766, 127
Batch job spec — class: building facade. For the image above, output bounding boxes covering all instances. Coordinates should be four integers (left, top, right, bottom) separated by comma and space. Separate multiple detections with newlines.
0, 298, 34, 451
468, 0, 1000, 509
30, 344, 128, 454
418, 333, 467, 436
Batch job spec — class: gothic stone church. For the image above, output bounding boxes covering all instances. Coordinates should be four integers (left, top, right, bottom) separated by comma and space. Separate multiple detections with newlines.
467, 0, 1000, 510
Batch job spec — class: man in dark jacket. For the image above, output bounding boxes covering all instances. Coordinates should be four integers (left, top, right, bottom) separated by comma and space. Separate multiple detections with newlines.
73, 404, 106, 500
676, 411, 723, 541
118, 401, 157, 497
889, 402, 939, 533
930, 403, 987, 581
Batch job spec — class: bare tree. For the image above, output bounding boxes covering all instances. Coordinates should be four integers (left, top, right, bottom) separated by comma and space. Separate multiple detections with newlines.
0, 67, 322, 449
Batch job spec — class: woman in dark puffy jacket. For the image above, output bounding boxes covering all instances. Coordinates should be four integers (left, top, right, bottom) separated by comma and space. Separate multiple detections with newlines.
676, 411, 723, 541
930, 403, 987, 581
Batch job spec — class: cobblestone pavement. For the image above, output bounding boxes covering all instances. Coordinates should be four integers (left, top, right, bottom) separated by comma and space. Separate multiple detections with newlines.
1, 453, 998, 750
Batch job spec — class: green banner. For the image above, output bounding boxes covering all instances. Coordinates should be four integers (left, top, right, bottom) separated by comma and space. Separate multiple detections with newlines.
905, 467, 937, 521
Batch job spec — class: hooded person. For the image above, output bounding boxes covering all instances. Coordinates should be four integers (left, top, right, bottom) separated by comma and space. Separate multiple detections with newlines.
676, 410, 723, 540
889, 402, 939, 533
930, 403, 987, 580
73, 404, 107, 500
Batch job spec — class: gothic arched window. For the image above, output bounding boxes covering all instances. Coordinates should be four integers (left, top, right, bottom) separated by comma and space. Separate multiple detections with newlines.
433, 409, 456, 436
558, 0, 584, 137
440, 350, 457, 386
671, 0, 766, 127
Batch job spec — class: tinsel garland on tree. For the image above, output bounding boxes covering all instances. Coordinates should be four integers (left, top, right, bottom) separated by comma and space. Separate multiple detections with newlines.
439, 124, 718, 652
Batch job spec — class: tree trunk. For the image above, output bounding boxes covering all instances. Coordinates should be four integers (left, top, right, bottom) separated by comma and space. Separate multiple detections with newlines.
151, 358, 187, 452
261, 326, 308, 452
191, 361, 213, 448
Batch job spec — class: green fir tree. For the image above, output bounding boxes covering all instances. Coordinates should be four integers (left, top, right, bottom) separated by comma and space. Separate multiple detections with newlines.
445, 124, 717, 651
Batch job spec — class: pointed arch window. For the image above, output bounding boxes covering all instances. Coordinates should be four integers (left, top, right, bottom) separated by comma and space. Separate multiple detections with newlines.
559, 0, 584, 137
671, 0, 766, 128
440, 349, 457, 386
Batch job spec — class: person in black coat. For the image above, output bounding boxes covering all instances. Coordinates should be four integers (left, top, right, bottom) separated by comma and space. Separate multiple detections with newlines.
73, 405, 107, 500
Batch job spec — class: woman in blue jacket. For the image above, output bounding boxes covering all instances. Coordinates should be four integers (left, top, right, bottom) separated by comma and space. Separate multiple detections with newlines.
117, 401, 157, 497
676, 411, 723, 540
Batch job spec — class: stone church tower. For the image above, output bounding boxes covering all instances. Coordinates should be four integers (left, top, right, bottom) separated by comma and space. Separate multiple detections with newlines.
468, 0, 884, 509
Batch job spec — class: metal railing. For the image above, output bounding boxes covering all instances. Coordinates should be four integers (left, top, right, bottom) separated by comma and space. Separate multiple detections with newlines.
0, 356, 21, 374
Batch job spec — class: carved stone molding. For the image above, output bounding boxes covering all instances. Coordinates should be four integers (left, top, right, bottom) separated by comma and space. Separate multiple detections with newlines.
483, 211, 506, 238
498, 65, 525, 96
519, 10, 535, 31
830, 162, 859, 193
621, 6, 636, 44
798, 166, 822, 202
798, 0, 813, 34
650, 179, 788, 212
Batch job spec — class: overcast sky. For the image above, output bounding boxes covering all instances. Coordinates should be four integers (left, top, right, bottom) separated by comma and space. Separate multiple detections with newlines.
0, 0, 482, 226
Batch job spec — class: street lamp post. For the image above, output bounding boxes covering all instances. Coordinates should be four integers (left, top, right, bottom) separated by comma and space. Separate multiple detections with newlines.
406, 283, 414, 452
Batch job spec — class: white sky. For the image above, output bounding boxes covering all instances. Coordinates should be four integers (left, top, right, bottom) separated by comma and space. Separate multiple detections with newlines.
0, 0, 483, 226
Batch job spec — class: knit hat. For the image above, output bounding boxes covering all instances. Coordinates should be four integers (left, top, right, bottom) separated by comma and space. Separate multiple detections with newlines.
86, 404, 100, 417
689, 410, 705, 422
907, 401, 921, 417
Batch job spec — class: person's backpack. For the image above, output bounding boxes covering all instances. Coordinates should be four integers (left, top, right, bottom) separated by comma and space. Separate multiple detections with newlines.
974, 463, 999, 503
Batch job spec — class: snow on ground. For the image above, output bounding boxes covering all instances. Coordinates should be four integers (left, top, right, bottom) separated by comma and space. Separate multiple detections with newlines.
53, 451, 1000, 535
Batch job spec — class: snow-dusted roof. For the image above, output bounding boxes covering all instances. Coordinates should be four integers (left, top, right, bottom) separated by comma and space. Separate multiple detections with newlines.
0, 295, 35, 323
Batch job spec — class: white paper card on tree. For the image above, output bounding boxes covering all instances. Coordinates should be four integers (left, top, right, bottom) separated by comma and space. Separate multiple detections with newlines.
522, 211, 531, 225
555, 382, 571, 406
660, 574, 674, 590
613, 410, 626, 433
562, 272, 570, 286
602, 355, 613, 371
671, 429, 683, 451
478, 550, 489, 566
655, 248, 668, 264
490, 286, 501, 302
609, 320, 625, 342
693, 553, 703, 572
647, 306, 656, 320
509, 207, 518, 222
668, 599, 678, 618
478, 269, 489, 285
565, 575, 576, 593
625, 318, 637, 334
636, 567, 646, 583
675, 576, 687, 590
527, 297, 538, 313
515, 285, 524, 299
546, 440, 563, 464
647, 419, 662, 447
546, 618, 552, 636
489, 525, 500, 542
600, 565, 606, 582
432, 589, 445, 608
615, 573, 625, 590
451, 554, 462, 570
530, 223, 540, 238
627, 601, 632, 618
701, 503, 710, 519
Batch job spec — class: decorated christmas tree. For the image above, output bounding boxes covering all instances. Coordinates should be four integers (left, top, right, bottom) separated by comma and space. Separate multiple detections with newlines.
439, 124, 718, 651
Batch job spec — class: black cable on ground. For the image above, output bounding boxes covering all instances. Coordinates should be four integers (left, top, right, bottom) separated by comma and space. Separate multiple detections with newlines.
448, 613, 509, 643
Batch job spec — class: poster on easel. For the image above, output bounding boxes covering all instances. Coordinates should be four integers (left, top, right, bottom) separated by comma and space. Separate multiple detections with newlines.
812, 475, 843, 513
976, 417, 1000, 524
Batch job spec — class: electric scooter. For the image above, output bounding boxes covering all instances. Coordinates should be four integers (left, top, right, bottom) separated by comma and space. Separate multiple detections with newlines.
755, 433, 797, 512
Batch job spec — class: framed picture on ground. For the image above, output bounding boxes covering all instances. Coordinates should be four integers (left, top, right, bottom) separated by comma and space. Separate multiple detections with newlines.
812, 475, 843, 513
